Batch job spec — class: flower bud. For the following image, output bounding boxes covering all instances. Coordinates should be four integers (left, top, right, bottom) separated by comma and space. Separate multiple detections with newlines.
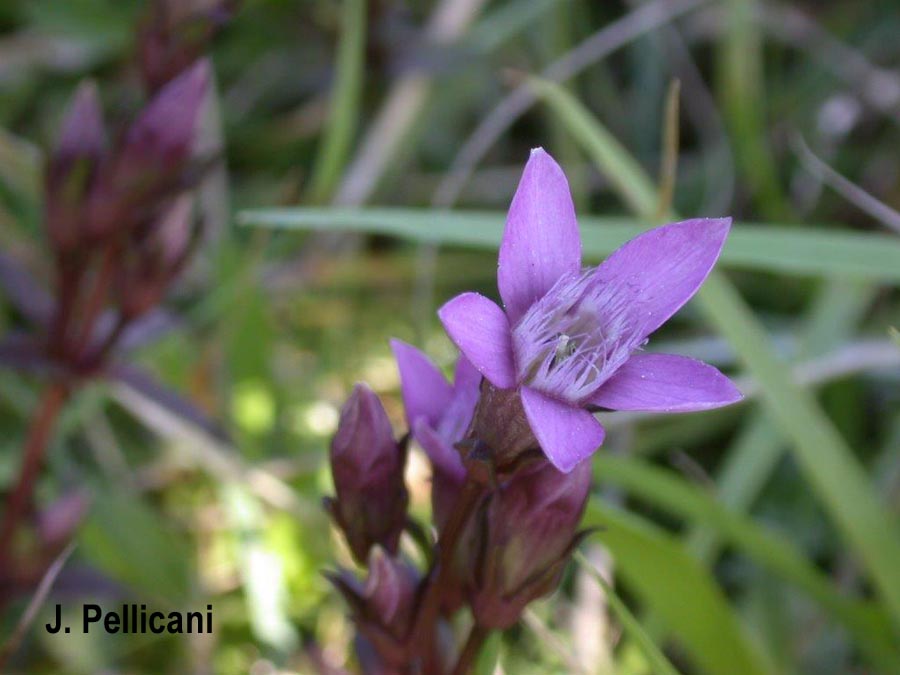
470, 458, 591, 629
325, 384, 408, 565
121, 59, 209, 175
329, 548, 445, 671
87, 60, 210, 237
45, 81, 106, 252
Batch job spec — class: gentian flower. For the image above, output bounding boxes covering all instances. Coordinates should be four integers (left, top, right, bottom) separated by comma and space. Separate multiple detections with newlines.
438, 148, 742, 472
390, 339, 480, 530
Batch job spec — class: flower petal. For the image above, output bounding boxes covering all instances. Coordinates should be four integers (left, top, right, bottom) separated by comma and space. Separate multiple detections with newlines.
453, 353, 482, 396
592, 218, 731, 340
390, 338, 453, 429
438, 293, 516, 389
437, 355, 481, 442
589, 353, 743, 412
413, 419, 465, 483
499, 148, 581, 325
520, 387, 605, 472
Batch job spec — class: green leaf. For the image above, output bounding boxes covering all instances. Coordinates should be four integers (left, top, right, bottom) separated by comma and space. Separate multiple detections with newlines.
222, 485, 299, 654
238, 207, 900, 283
584, 500, 772, 675
685, 280, 874, 564
473, 629, 502, 675
591, 455, 900, 672
526, 76, 657, 216
716, 0, 788, 220
697, 272, 900, 633
305, 0, 367, 202
80, 489, 191, 605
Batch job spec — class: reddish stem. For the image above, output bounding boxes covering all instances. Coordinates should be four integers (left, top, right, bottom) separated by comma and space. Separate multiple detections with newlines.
410, 477, 485, 662
68, 243, 119, 362
48, 258, 84, 356
451, 623, 489, 675
0, 383, 69, 566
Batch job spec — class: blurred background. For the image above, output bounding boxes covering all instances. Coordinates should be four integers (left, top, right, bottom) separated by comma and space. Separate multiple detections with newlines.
1, 0, 899, 673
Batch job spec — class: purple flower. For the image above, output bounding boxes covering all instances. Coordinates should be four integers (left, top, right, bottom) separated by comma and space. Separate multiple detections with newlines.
438, 148, 742, 472
390, 339, 480, 531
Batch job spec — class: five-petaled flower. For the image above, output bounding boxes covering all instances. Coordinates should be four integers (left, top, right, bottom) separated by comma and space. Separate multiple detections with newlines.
438, 148, 742, 472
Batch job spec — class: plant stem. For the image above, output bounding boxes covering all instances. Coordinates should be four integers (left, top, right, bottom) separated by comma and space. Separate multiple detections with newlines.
451, 623, 490, 675
411, 477, 485, 659
48, 257, 84, 357
69, 243, 119, 362
0, 382, 69, 566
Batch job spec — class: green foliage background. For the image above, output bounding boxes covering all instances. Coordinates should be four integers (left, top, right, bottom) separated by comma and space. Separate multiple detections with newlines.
1, 0, 899, 673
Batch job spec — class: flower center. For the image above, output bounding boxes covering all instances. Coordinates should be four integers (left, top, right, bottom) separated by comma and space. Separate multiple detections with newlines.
511, 269, 646, 403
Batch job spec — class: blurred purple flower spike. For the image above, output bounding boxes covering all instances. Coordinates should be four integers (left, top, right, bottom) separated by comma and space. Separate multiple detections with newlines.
45, 81, 107, 253
439, 148, 742, 472
87, 59, 210, 238
117, 58, 210, 184
390, 339, 480, 530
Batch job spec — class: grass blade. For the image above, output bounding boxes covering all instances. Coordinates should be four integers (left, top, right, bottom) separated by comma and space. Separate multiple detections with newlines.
584, 500, 772, 675
305, 0, 367, 202
717, 0, 787, 220
697, 272, 900, 632
574, 550, 681, 675
685, 280, 875, 564
239, 207, 900, 283
591, 454, 900, 672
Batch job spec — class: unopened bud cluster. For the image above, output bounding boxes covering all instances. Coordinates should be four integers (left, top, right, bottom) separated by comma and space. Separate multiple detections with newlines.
326, 357, 590, 673
41, 59, 212, 375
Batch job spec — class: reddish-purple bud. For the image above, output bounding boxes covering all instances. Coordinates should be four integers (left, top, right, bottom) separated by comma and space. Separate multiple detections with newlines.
123, 59, 209, 172
118, 194, 196, 319
52, 83, 106, 168
326, 384, 409, 565
470, 459, 591, 629
45, 81, 107, 252
329, 548, 432, 670
87, 60, 210, 237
